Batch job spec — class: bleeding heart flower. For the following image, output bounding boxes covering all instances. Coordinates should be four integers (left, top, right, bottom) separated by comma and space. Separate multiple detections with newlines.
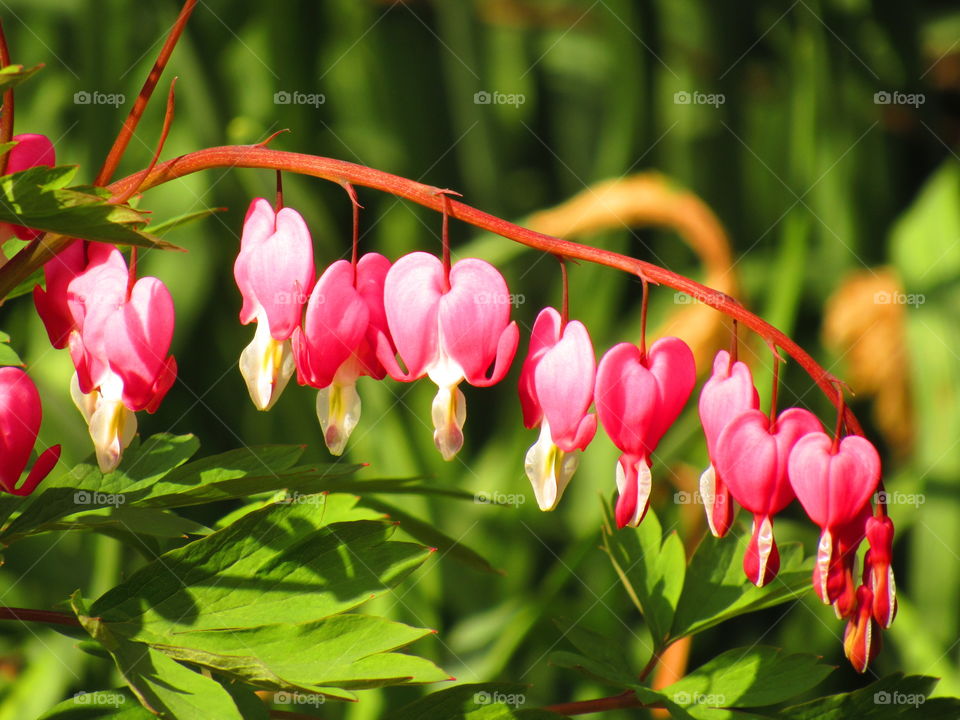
234, 198, 315, 411
595, 337, 696, 528
0, 134, 56, 244
0, 367, 61, 495
788, 432, 881, 604
715, 407, 822, 586
33, 241, 91, 349
517, 307, 597, 510
843, 584, 881, 673
377, 251, 519, 460
293, 253, 393, 455
863, 514, 897, 628
698, 350, 759, 537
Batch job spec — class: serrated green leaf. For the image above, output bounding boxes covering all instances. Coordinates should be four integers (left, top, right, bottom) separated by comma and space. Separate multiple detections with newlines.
89, 494, 427, 636
670, 529, 809, 639
71, 594, 244, 720
600, 500, 685, 649
148, 614, 448, 692
0, 63, 43, 91
664, 646, 833, 710
43, 506, 212, 538
781, 673, 950, 719
0, 165, 178, 250
387, 684, 569, 720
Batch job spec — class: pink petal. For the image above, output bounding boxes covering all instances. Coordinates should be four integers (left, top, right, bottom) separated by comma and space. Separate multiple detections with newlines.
595, 342, 659, 457
744, 513, 780, 587
234, 198, 275, 324
644, 337, 697, 449
699, 349, 759, 459
6, 134, 55, 172
382, 252, 444, 380
788, 432, 881, 530
295, 260, 370, 388
518, 307, 562, 429
33, 240, 87, 349
354, 252, 393, 378
440, 258, 518, 386
0, 367, 43, 492
536, 320, 596, 449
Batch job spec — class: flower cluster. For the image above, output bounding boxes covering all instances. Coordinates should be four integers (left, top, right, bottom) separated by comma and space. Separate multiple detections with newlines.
698, 349, 895, 671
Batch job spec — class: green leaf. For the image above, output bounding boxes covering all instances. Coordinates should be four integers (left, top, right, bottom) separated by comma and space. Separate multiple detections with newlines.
148, 614, 448, 693
36, 689, 154, 719
387, 684, 569, 720
71, 594, 244, 720
547, 618, 639, 689
1, 434, 200, 541
0, 329, 22, 366
671, 530, 809, 639
664, 646, 833, 710
781, 673, 954, 719
0, 63, 43, 91
89, 493, 425, 636
42, 506, 212, 539
149, 207, 225, 235
0, 165, 179, 250
600, 500, 685, 649
365, 497, 501, 574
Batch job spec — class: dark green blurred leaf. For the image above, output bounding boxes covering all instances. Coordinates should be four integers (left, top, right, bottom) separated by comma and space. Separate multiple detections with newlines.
36, 689, 153, 719
387, 684, 569, 720
780, 673, 953, 719
149, 207, 225, 236
0, 329, 23, 366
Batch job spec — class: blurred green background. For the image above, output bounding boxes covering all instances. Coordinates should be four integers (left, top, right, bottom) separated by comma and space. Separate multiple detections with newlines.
1, 0, 959, 717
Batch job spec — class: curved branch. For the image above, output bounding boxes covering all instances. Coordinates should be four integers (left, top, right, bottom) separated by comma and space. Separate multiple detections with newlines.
3, 144, 861, 434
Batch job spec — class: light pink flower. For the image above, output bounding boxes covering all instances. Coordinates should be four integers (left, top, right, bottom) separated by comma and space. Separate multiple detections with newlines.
234, 198, 314, 410
595, 337, 696, 528
517, 307, 597, 510
698, 350, 759, 537
377, 251, 519, 460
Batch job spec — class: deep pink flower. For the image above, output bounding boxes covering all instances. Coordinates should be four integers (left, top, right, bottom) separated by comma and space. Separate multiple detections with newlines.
863, 514, 896, 628
1, 134, 56, 243
234, 198, 315, 410
33, 241, 89, 349
0, 367, 60, 495
595, 337, 696, 528
377, 251, 519, 460
517, 307, 597, 510
714, 407, 822, 586
698, 350, 759, 537
293, 253, 393, 455
788, 432, 880, 604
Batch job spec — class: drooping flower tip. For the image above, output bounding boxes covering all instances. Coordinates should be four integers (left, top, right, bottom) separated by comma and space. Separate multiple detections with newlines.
0, 367, 61, 495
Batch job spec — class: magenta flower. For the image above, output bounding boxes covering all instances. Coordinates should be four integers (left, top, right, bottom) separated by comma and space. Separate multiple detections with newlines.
33, 240, 89, 349
293, 253, 393, 455
0, 367, 61, 495
788, 432, 881, 604
595, 337, 696, 528
0, 134, 56, 244
698, 350, 759, 537
517, 307, 597, 510
863, 514, 897, 628
234, 198, 315, 411
377, 251, 519, 460
714, 407, 822, 586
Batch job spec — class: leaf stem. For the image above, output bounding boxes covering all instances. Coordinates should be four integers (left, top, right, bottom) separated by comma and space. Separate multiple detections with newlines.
544, 690, 654, 715
0, 606, 81, 627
